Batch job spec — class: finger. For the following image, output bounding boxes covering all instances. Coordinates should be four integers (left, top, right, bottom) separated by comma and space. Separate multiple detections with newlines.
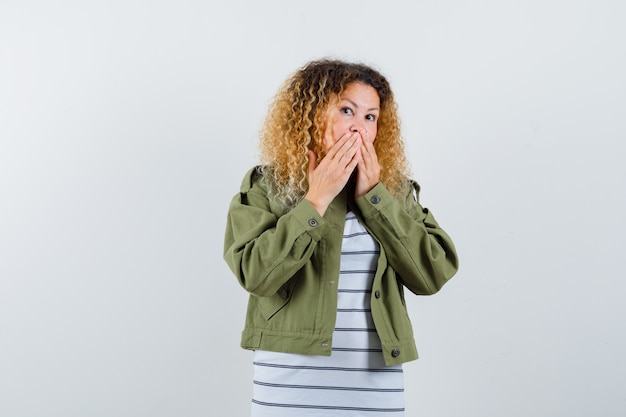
358, 128, 369, 143
358, 142, 379, 182
358, 142, 371, 169
346, 147, 361, 172
326, 131, 359, 159
338, 134, 362, 162
360, 131, 374, 151
339, 138, 362, 169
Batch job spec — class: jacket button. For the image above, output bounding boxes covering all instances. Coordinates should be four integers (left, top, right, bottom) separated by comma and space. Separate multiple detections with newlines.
391, 348, 400, 357
370, 195, 381, 204
308, 219, 318, 227
280, 289, 289, 299
374, 290, 381, 298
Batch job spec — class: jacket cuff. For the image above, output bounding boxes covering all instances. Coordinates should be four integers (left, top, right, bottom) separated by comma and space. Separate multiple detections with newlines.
355, 182, 395, 218
290, 198, 326, 241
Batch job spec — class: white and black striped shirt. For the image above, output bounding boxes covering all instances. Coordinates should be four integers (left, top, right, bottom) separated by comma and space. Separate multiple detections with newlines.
251, 212, 405, 416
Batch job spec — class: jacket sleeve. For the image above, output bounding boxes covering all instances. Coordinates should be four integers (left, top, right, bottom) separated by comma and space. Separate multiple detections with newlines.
223, 167, 328, 297
355, 180, 459, 295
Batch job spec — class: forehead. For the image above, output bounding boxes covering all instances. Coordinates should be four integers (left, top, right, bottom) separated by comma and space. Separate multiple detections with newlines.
339, 82, 380, 107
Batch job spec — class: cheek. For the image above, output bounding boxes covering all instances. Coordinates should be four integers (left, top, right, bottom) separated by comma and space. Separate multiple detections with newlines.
322, 135, 334, 151
331, 122, 347, 139
367, 126, 378, 143
323, 119, 345, 149
322, 121, 336, 150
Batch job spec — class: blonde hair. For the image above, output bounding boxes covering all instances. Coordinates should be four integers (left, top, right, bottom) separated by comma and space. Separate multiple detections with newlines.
259, 59, 411, 208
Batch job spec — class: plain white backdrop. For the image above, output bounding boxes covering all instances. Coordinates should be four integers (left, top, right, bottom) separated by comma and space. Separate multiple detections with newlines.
1, 1, 625, 416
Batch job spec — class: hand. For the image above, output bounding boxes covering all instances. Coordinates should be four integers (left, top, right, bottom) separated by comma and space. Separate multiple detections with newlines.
355, 129, 380, 198
305, 132, 362, 216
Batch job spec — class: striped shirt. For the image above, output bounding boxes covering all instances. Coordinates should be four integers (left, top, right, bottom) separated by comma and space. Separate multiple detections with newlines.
251, 212, 405, 416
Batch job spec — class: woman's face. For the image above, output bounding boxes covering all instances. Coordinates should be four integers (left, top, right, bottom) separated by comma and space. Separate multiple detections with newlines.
322, 82, 380, 151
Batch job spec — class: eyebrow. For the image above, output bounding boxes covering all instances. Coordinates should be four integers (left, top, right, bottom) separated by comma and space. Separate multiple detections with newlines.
342, 98, 380, 112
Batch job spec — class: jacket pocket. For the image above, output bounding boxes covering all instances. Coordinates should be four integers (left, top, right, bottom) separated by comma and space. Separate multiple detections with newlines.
257, 282, 294, 320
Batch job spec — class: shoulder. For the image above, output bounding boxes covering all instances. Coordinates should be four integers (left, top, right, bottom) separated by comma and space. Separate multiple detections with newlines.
238, 165, 271, 195
395, 178, 421, 208
236, 166, 290, 215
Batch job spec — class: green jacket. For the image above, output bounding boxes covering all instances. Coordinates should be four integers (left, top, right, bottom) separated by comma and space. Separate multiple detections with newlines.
223, 166, 459, 365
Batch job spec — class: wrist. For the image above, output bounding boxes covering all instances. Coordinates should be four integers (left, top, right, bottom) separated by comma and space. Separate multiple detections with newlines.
304, 193, 329, 216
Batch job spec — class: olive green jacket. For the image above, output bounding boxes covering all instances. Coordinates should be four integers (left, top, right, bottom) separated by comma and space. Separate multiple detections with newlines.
223, 166, 459, 365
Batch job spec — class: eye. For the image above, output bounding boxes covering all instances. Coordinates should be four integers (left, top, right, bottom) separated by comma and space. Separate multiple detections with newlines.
366, 114, 377, 122
340, 107, 353, 115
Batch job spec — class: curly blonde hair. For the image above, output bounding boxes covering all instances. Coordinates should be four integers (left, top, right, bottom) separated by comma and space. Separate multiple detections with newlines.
259, 59, 411, 208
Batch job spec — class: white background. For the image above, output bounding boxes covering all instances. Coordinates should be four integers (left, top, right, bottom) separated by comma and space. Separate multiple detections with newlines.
1, 1, 625, 416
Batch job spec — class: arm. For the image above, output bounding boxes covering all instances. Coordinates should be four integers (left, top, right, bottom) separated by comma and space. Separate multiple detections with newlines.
223, 167, 327, 296
355, 180, 459, 295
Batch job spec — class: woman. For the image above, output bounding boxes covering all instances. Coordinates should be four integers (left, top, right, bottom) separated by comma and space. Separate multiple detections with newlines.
223, 59, 459, 416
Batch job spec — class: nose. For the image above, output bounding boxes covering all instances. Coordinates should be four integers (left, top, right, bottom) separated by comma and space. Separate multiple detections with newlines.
350, 121, 364, 132
350, 123, 368, 141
